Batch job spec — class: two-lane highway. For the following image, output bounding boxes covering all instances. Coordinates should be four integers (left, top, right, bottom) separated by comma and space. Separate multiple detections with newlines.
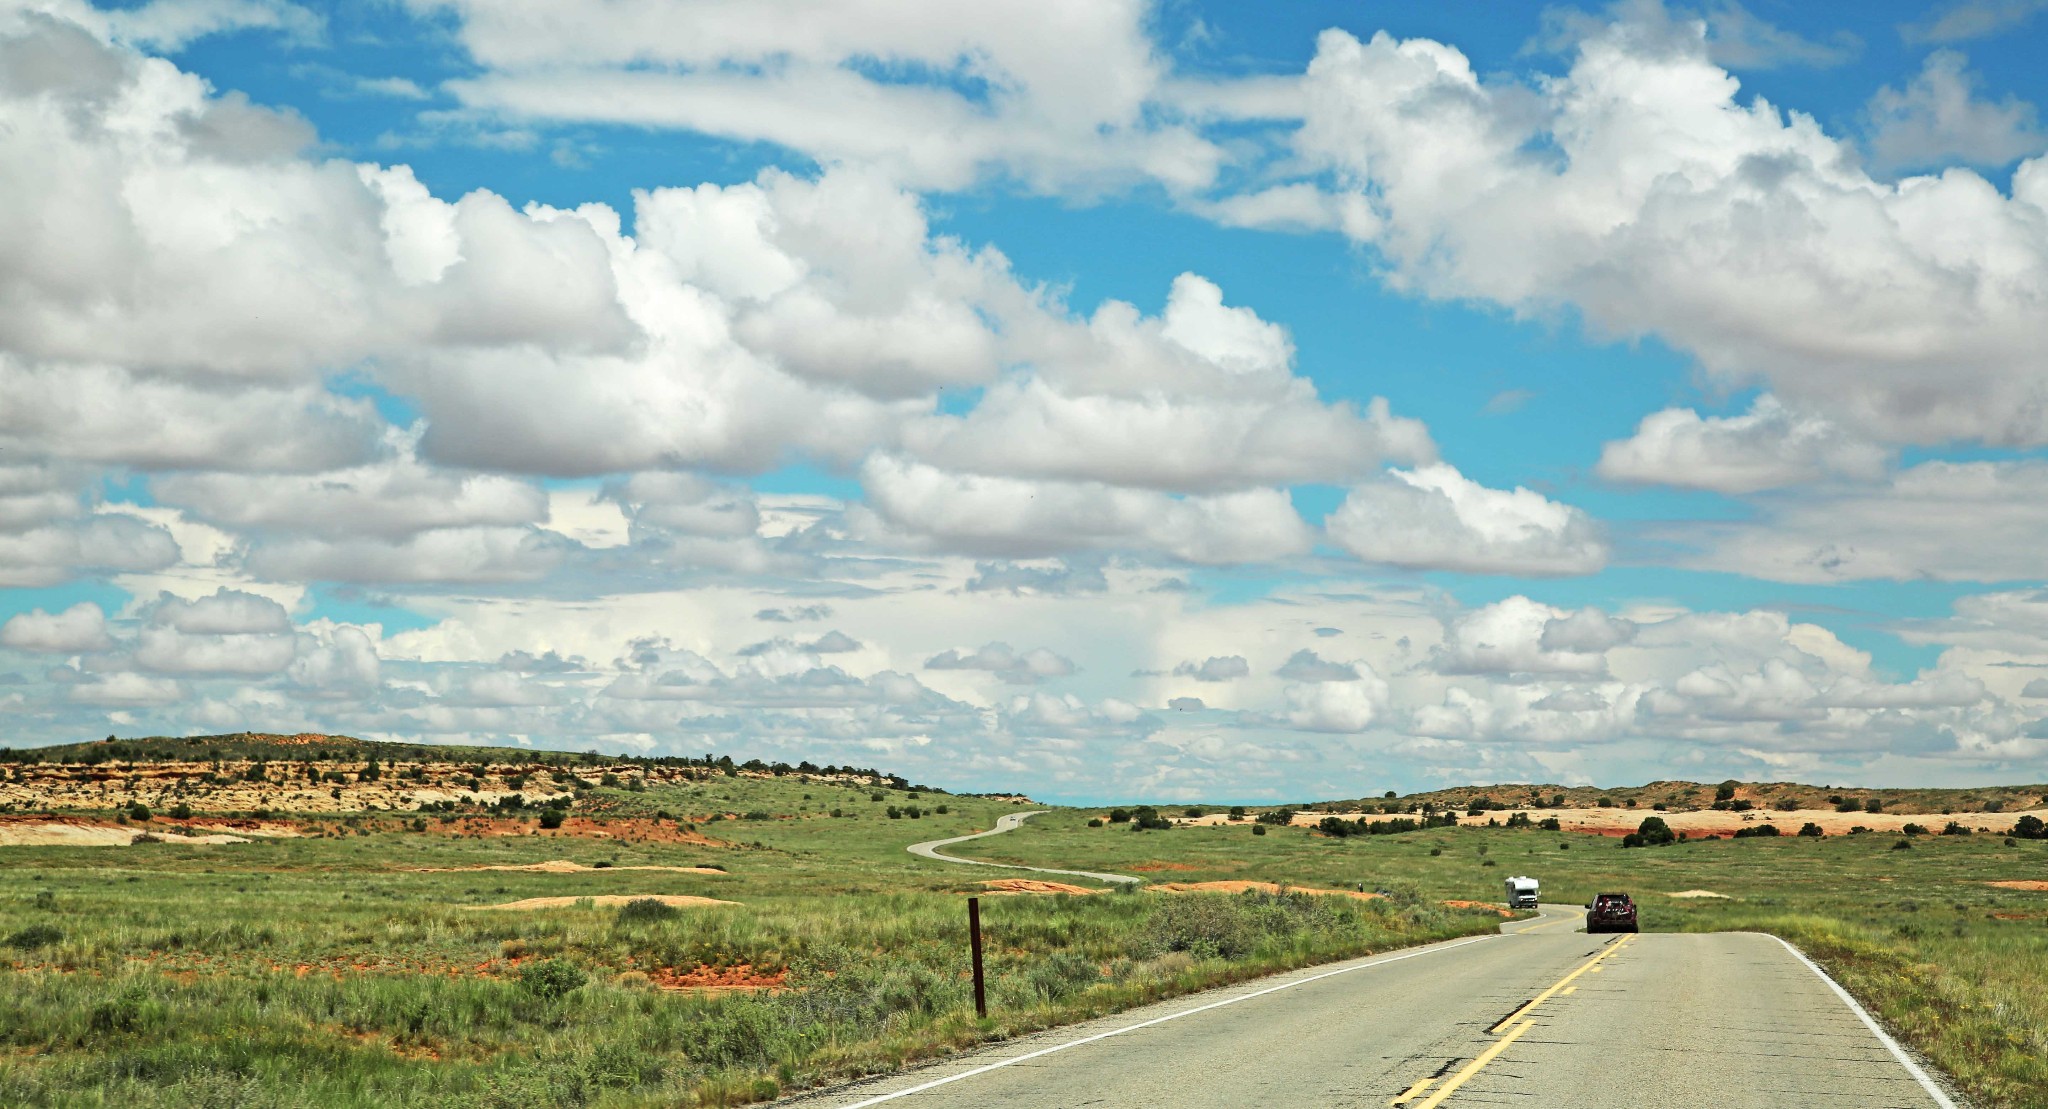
790, 901, 1957, 1108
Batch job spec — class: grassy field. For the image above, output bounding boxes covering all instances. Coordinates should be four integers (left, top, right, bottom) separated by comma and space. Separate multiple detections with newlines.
0, 767, 1501, 1107
972, 809, 2048, 1109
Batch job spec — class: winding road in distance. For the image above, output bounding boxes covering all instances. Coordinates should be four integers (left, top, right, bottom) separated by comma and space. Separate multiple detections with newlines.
821, 813, 1964, 1109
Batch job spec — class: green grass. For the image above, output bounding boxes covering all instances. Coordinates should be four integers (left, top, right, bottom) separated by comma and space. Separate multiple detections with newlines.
0, 776, 1502, 1107
971, 810, 2048, 1108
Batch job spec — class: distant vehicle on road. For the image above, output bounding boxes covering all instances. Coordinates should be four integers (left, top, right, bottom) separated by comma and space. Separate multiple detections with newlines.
1586, 891, 1638, 933
1504, 875, 1539, 910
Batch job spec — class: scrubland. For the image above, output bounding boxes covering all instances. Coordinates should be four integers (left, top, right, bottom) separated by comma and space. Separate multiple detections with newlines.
0, 744, 1496, 1107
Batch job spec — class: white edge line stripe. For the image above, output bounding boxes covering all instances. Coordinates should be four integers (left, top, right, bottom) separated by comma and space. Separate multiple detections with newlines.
1767, 935, 1957, 1109
835, 934, 1497, 1109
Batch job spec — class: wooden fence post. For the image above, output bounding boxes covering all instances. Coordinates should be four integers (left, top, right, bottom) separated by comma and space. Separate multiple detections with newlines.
968, 895, 987, 1019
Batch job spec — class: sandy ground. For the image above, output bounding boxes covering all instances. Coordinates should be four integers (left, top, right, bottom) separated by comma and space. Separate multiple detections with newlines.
411, 859, 728, 875
0, 818, 253, 846
468, 894, 739, 911
1988, 880, 2048, 891
1669, 890, 1731, 898
1150, 806, 2048, 838
979, 878, 1103, 895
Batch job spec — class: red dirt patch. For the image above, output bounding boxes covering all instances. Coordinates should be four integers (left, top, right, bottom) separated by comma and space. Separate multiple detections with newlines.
978, 878, 1101, 895
1988, 880, 2048, 891
646, 964, 787, 992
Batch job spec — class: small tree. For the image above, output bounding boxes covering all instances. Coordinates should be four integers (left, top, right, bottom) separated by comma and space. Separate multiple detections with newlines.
538, 808, 565, 830
1715, 780, 1739, 802
2010, 814, 2047, 840
1622, 815, 1675, 848
1798, 822, 1824, 837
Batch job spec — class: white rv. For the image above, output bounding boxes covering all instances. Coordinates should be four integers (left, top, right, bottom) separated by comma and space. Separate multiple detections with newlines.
1504, 875, 1539, 910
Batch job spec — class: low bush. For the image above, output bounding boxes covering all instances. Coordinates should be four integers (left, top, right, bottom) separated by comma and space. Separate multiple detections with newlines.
517, 959, 588, 1000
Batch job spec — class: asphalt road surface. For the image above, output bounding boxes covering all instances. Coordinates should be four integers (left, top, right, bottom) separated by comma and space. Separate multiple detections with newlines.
790, 901, 1959, 1109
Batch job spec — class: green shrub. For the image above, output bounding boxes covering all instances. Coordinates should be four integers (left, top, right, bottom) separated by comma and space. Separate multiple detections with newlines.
538, 809, 565, 829
518, 959, 588, 1000
1798, 823, 1824, 837
1251, 824, 1267, 836
4, 924, 61, 951
126, 801, 151, 822
617, 898, 680, 924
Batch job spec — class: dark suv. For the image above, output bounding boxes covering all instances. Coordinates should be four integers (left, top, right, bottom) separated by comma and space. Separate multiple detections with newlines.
1586, 892, 1638, 934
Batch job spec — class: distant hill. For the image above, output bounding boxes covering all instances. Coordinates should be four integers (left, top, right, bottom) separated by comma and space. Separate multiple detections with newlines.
1311, 779, 2048, 818
0, 732, 912, 785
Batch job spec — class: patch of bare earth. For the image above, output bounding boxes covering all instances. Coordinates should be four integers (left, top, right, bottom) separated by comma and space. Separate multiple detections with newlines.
1669, 889, 1731, 898
978, 878, 1101, 895
1441, 899, 1515, 917
1149, 881, 1383, 901
646, 964, 786, 992
411, 859, 727, 875
1988, 880, 2048, 891
1130, 861, 1201, 872
467, 894, 738, 911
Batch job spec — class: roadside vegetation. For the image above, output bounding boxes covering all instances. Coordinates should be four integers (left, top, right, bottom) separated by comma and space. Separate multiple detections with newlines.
0, 741, 1501, 1107
975, 807, 2048, 1109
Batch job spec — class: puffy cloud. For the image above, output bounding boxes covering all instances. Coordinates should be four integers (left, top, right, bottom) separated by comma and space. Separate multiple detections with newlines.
899, 273, 1432, 494
155, 446, 548, 543
0, 359, 382, 473
247, 527, 571, 584
133, 625, 295, 675
1676, 460, 2048, 582
132, 588, 295, 675
1274, 649, 1360, 682
68, 670, 181, 705
1597, 395, 1889, 493
1865, 50, 2045, 173
925, 642, 1076, 685
149, 589, 290, 635
857, 455, 1314, 564
1291, 16, 2048, 448
0, 512, 180, 588
1173, 655, 1250, 682
1284, 672, 1388, 732
1327, 464, 1607, 576
1538, 607, 1639, 653
288, 623, 381, 698
1434, 596, 1620, 677
2022, 678, 2048, 698
416, 0, 1218, 194
0, 602, 110, 652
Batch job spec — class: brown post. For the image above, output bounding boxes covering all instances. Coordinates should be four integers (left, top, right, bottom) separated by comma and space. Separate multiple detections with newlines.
968, 895, 987, 1018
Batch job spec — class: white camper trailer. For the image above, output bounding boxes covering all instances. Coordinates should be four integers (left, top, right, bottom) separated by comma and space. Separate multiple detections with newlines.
1504, 875, 1539, 910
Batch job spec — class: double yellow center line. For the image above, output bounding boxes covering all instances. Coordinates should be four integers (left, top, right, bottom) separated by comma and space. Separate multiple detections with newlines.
1390, 934, 1636, 1108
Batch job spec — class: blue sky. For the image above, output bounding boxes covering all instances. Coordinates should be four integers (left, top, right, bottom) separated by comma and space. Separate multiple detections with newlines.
5, 0, 2048, 802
